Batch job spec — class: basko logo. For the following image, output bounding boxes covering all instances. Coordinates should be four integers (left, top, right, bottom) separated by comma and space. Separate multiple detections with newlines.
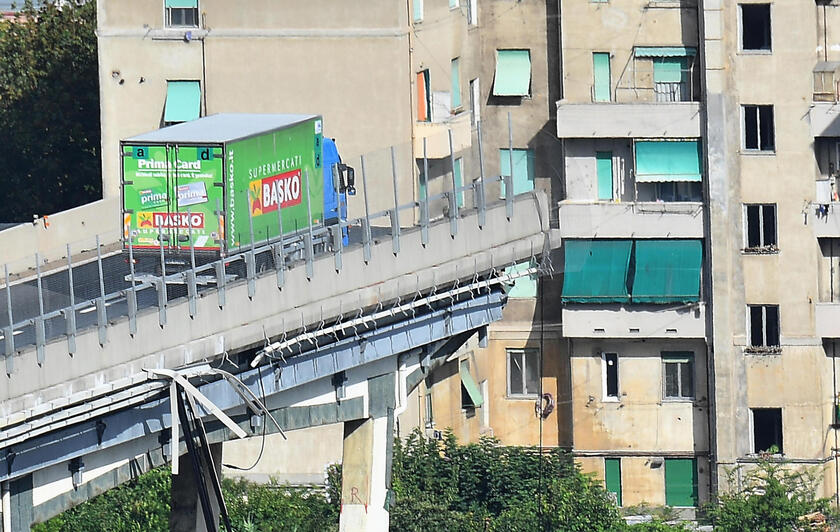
249, 169, 302, 216
138, 212, 205, 228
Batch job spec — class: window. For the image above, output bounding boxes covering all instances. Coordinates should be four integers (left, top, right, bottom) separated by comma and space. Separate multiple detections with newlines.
740, 4, 771, 51
467, 0, 477, 25
603, 353, 619, 400
424, 391, 434, 427
596, 151, 613, 200
453, 157, 464, 208
413, 0, 423, 22
744, 204, 777, 251
163, 80, 201, 125
469, 78, 480, 125
635, 48, 697, 102
662, 353, 694, 400
493, 50, 531, 97
417, 70, 431, 122
507, 348, 539, 397
451, 58, 462, 110
460, 360, 484, 408
165, 0, 198, 28
752, 408, 783, 453
449, 0, 458, 8
748, 305, 780, 348
499, 149, 535, 198
592, 52, 611, 102
604, 458, 622, 506
665, 458, 698, 507
743, 105, 774, 151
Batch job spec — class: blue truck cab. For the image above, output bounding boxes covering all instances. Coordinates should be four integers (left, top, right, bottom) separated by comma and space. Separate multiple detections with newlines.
322, 137, 354, 245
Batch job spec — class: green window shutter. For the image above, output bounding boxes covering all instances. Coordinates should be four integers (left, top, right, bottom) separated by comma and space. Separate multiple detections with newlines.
634, 140, 702, 182
604, 458, 622, 507
596, 151, 613, 200
165, 0, 197, 7
453, 157, 464, 207
450, 0, 458, 7
460, 362, 484, 407
164, 81, 201, 123
593, 53, 611, 102
631, 239, 702, 303
635, 47, 697, 58
413, 0, 423, 22
505, 260, 537, 298
562, 240, 632, 303
451, 58, 462, 109
654, 57, 688, 83
499, 149, 535, 198
493, 50, 531, 96
665, 458, 698, 507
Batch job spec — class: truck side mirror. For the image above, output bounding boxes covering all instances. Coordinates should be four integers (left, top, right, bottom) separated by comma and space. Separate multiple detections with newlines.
345, 166, 356, 196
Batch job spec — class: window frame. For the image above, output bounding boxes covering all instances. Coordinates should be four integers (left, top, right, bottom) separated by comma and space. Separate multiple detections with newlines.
424, 390, 434, 428
602, 352, 620, 402
165, 1, 199, 29
506, 348, 540, 399
743, 203, 778, 252
661, 352, 695, 401
466, 0, 478, 25
739, 3, 772, 54
746, 304, 781, 351
741, 104, 775, 153
751, 407, 783, 454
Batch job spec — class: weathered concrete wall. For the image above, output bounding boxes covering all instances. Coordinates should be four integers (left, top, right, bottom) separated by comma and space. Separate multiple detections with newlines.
703, 0, 839, 499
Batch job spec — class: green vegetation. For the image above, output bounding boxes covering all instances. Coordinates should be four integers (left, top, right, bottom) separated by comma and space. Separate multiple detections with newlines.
0, 0, 101, 222
705, 454, 835, 532
32, 430, 697, 531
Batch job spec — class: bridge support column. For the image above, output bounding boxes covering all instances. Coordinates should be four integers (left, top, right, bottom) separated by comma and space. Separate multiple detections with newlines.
170, 442, 222, 532
339, 415, 392, 532
7, 475, 32, 532
340, 372, 395, 532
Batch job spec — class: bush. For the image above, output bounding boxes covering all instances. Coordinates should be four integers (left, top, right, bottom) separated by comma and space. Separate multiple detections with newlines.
706, 455, 835, 532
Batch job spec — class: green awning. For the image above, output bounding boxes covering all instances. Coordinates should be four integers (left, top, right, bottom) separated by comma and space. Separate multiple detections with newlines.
493, 50, 531, 96
164, 81, 201, 123
631, 240, 702, 303
165, 0, 197, 7
562, 240, 632, 303
460, 364, 484, 407
635, 140, 702, 182
635, 47, 697, 57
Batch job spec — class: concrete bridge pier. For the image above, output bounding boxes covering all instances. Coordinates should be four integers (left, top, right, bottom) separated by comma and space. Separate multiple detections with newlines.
170, 442, 223, 532
339, 373, 396, 532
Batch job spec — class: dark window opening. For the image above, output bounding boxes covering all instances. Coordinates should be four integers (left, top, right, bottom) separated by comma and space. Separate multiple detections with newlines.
663, 353, 695, 399
745, 204, 777, 250
741, 4, 771, 51
749, 305, 780, 347
605, 353, 619, 398
167, 7, 198, 27
753, 408, 783, 453
743, 105, 774, 151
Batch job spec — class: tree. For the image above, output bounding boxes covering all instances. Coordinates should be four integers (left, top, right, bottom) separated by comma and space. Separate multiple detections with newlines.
0, 0, 101, 222
706, 454, 835, 532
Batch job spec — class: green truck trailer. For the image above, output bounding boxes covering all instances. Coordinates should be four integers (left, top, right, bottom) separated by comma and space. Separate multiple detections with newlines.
121, 113, 351, 271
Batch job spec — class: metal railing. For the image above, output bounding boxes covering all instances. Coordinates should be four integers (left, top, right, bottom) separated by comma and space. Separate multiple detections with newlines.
1, 115, 533, 373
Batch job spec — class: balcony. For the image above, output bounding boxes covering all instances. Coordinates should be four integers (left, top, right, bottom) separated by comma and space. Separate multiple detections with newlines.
815, 303, 840, 338
809, 103, 840, 138
413, 111, 471, 159
559, 201, 704, 238
555, 101, 701, 139
562, 303, 706, 339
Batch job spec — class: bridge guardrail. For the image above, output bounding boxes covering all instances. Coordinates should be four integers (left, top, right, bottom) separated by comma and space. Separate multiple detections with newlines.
0, 115, 541, 374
